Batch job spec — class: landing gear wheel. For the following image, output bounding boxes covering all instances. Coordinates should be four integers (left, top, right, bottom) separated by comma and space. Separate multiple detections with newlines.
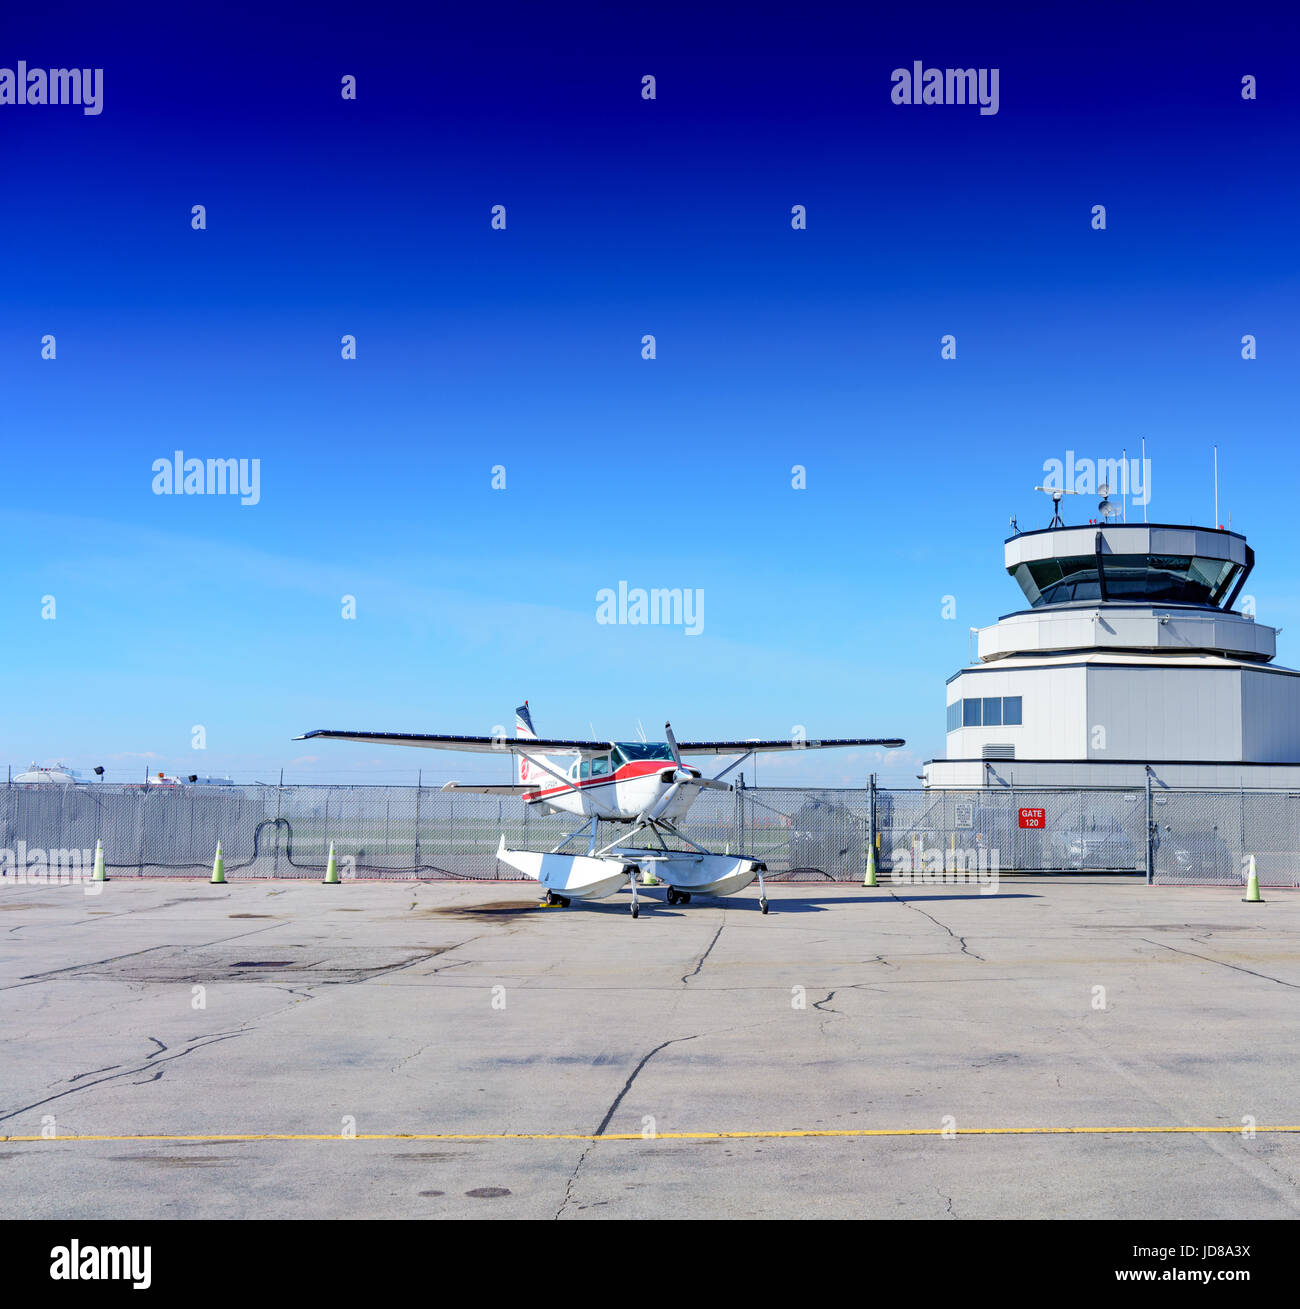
666, 888, 679, 905
760, 898, 769, 914
631, 902, 639, 919
558, 895, 571, 908
544, 890, 558, 906
680, 892, 691, 904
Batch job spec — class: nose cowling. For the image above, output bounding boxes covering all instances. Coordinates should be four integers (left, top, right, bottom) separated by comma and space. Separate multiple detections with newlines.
659, 767, 699, 784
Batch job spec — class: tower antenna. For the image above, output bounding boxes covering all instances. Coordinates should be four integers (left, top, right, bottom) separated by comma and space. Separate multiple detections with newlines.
1214, 445, 1219, 527
1033, 485, 1082, 529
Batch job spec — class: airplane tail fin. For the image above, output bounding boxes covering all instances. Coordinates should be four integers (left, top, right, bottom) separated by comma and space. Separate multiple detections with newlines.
515, 701, 538, 784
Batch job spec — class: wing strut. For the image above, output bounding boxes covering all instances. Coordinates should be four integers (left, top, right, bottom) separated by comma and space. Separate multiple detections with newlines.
710, 752, 753, 784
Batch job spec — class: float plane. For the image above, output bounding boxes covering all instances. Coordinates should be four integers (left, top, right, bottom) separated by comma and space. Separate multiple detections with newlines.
296, 704, 903, 918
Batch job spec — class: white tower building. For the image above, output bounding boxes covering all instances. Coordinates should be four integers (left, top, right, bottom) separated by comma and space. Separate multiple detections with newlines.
924, 517, 1300, 788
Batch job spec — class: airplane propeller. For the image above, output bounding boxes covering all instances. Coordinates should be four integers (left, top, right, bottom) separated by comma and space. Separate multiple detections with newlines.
664, 721, 730, 790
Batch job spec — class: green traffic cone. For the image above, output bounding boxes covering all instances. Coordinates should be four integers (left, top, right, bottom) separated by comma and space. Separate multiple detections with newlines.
1243, 854, 1263, 903
210, 841, 226, 884
864, 842, 878, 887
323, 842, 340, 885
92, 838, 107, 883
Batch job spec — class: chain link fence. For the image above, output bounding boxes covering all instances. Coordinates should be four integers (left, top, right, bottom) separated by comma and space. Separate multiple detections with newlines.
1, 780, 1297, 886
877, 787, 1147, 875
1148, 788, 1300, 886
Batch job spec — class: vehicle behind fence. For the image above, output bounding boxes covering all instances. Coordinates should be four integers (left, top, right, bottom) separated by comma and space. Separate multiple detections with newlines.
2, 781, 1298, 886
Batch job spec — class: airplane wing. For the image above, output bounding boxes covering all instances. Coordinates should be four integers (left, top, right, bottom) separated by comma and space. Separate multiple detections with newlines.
440, 782, 536, 795
675, 737, 905, 755
294, 730, 612, 758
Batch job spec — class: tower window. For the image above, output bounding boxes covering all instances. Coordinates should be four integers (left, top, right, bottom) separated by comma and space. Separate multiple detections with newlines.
950, 695, 1024, 732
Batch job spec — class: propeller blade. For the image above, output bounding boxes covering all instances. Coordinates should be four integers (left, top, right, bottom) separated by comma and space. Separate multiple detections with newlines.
691, 776, 733, 792
664, 721, 682, 766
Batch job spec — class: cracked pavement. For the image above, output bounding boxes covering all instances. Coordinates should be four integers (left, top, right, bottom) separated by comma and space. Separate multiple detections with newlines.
1, 876, 1299, 1218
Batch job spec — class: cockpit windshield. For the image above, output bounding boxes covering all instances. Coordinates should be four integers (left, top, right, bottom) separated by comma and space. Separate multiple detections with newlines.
613, 742, 676, 763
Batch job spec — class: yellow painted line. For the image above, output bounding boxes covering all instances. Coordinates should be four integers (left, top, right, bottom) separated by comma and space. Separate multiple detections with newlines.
1, 1126, 1298, 1144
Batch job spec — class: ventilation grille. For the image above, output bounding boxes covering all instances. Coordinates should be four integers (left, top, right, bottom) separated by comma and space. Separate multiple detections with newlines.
982, 744, 1015, 760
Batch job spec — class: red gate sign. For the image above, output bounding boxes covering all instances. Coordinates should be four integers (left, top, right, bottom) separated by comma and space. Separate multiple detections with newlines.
1018, 807, 1045, 829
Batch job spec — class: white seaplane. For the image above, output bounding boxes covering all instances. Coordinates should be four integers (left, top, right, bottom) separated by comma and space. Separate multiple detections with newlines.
296, 704, 903, 918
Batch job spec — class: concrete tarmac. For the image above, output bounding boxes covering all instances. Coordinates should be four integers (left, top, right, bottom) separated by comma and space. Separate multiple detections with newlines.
1, 876, 1297, 1219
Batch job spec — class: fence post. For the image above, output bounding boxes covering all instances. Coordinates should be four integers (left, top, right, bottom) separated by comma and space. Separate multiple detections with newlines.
1239, 781, 1246, 860
868, 772, 877, 873
274, 769, 283, 877
1009, 779, 1016, 873
414, 770, 422, 871
1145, 768, 1153, 885
737, 773, 745, 856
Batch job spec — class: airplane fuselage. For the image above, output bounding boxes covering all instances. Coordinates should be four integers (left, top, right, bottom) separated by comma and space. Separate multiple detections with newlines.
522, 744, 703, 824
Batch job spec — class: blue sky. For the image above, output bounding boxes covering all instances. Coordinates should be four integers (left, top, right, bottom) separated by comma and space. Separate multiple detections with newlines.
3, 2, 1298, 784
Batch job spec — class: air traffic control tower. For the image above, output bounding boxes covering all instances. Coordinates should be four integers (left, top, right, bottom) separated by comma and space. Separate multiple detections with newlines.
924, 499, 1300, 788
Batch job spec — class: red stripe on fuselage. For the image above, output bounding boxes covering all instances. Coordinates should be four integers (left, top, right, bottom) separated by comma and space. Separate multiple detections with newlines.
523, 759, 691, 801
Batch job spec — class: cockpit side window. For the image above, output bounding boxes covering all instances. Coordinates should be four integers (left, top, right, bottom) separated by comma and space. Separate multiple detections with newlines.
591, 754, 611, 777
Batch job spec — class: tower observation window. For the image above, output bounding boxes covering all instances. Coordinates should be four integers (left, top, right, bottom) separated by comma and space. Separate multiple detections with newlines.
1011, 555, 1242, 607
